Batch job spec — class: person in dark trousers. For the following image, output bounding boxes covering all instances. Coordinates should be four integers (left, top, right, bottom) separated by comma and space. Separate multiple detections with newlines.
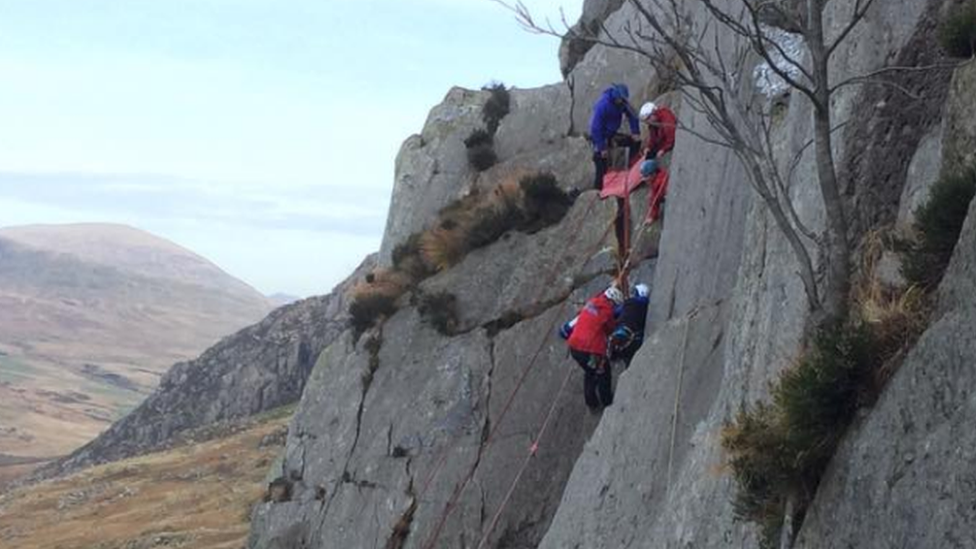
559, 285, 625, 410
590, 84, 640, 190
609, 283, 650, 369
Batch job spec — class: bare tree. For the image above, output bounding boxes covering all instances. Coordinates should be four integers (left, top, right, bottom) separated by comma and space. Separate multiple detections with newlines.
496, 0, 964, 545
496, 0, 954, 328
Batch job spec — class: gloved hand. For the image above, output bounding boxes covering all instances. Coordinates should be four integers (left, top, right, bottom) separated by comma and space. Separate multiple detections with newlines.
559, 321, 574, 340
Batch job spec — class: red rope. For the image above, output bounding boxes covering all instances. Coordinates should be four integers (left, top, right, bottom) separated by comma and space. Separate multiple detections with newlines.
474, 362, 575, 549
416, 193, 601, 501
420, 198, 616, 549
619, 148, 633, 293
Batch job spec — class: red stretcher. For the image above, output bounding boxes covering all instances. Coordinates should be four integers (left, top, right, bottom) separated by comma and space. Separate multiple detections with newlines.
599, 161, 670, 223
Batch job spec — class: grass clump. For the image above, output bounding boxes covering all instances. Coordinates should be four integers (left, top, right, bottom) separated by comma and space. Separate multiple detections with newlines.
348, 269, 411, 336
464, 128, 493, 149
464, 128, 498, 172
519, 172, 574, 232
902, 164, 976, 288
723, 221, 948, 547
392, 233, 434, 281
462, 82, 510, 172
348, 171, 575, 334
939, 1, 976, 58
482, 82, 511, 135
722, 325, 874, 548
415, 291, 459, 334
854, 229, 931, 389
349, 293, 398, 337
466, 143, 498, 172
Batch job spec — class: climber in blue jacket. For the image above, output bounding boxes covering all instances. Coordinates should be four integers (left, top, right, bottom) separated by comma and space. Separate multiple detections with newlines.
608, 283, 650, 369
589, 83, 640, 190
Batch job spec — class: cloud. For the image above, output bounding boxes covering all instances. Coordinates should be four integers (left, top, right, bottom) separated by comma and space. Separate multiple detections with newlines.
0, 172, 388, 238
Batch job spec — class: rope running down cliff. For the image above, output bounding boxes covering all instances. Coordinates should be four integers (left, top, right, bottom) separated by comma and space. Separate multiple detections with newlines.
419, 194, 618, 549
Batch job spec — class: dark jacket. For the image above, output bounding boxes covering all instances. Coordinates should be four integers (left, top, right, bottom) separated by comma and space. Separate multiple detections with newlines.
616, 295, 649, 336
590, 88, 640, 153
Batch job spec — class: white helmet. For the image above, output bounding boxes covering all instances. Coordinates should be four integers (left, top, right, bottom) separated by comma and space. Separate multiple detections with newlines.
604, 286, 625, 305
639, 102, 657, 121
633, 283, 650, 298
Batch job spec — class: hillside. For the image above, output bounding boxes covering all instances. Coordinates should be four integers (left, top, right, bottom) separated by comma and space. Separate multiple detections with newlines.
0, 407, 291, 549
34, 254, 375, 480
0, 223, 272, 465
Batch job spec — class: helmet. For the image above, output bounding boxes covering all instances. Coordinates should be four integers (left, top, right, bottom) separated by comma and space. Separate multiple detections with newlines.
604, 286, 625, 305
640, 159, 658, 178
633, 283, 650, 298
611, 83, 630, 101
639, 102, 657, 120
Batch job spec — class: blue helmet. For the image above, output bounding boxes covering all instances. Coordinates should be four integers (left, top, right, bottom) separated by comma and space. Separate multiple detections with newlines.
640, 160, 658, 178
611, 83, 630, 101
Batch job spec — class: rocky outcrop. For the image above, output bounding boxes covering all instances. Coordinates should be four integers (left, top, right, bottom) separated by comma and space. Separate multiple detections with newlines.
793, 202, 976, 548
558, 0, 627, 77
419, 193, 619, 333
378, 88, 490, 265
494, 84, 572, 160
34, 255, 375, 479
942, 61, 976, 174
249, 245, 656, 548
536, 0, 975, 547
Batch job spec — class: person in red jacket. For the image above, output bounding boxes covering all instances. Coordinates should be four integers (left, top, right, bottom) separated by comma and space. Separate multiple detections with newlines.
639, 102, 677, 223
560, 285, 625, 410
640, 101, 677, 164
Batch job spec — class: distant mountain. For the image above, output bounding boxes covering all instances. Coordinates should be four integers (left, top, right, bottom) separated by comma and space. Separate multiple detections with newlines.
267, 292, 300, 306
0, 223, 272, 462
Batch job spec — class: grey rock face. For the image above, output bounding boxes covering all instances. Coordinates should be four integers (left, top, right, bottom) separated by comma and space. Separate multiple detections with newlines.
559, 0, 626, 77
941, 59, 976, 175
473, 136, 594, 195
35, 255, 376, 479
420, 191, 619, 332
251, 0, 973, 546
897, 122, 945, 232
248, 274, 628, 549
538, 0, 963, 546
494, 84, 572, 161
795, 198, 976, 548
378, 87, 490, 265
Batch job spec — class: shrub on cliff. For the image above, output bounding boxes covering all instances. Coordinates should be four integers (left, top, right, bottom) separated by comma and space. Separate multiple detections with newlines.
902, 163, 976, 288
391, 234, 434, 280
464, 128, 497, 172
415, 291, 459, 334
518, 172, 573, 232
348, 269, 410, 335
482, 82, 511, 134
939, 1, 976, 58
722, 325, 874, 548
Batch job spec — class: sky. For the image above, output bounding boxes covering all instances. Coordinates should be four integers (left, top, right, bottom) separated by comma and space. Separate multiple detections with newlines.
0, 0, 581, 297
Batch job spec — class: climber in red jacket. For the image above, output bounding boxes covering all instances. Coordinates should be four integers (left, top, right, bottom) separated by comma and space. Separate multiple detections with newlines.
560, 285, 625, 410
639, 101, 677, 223
640, 101, 677, 164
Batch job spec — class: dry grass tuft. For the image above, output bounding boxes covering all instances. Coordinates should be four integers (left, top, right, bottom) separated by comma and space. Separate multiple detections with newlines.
347, 171, 575, 334
419, 225, 469, 272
